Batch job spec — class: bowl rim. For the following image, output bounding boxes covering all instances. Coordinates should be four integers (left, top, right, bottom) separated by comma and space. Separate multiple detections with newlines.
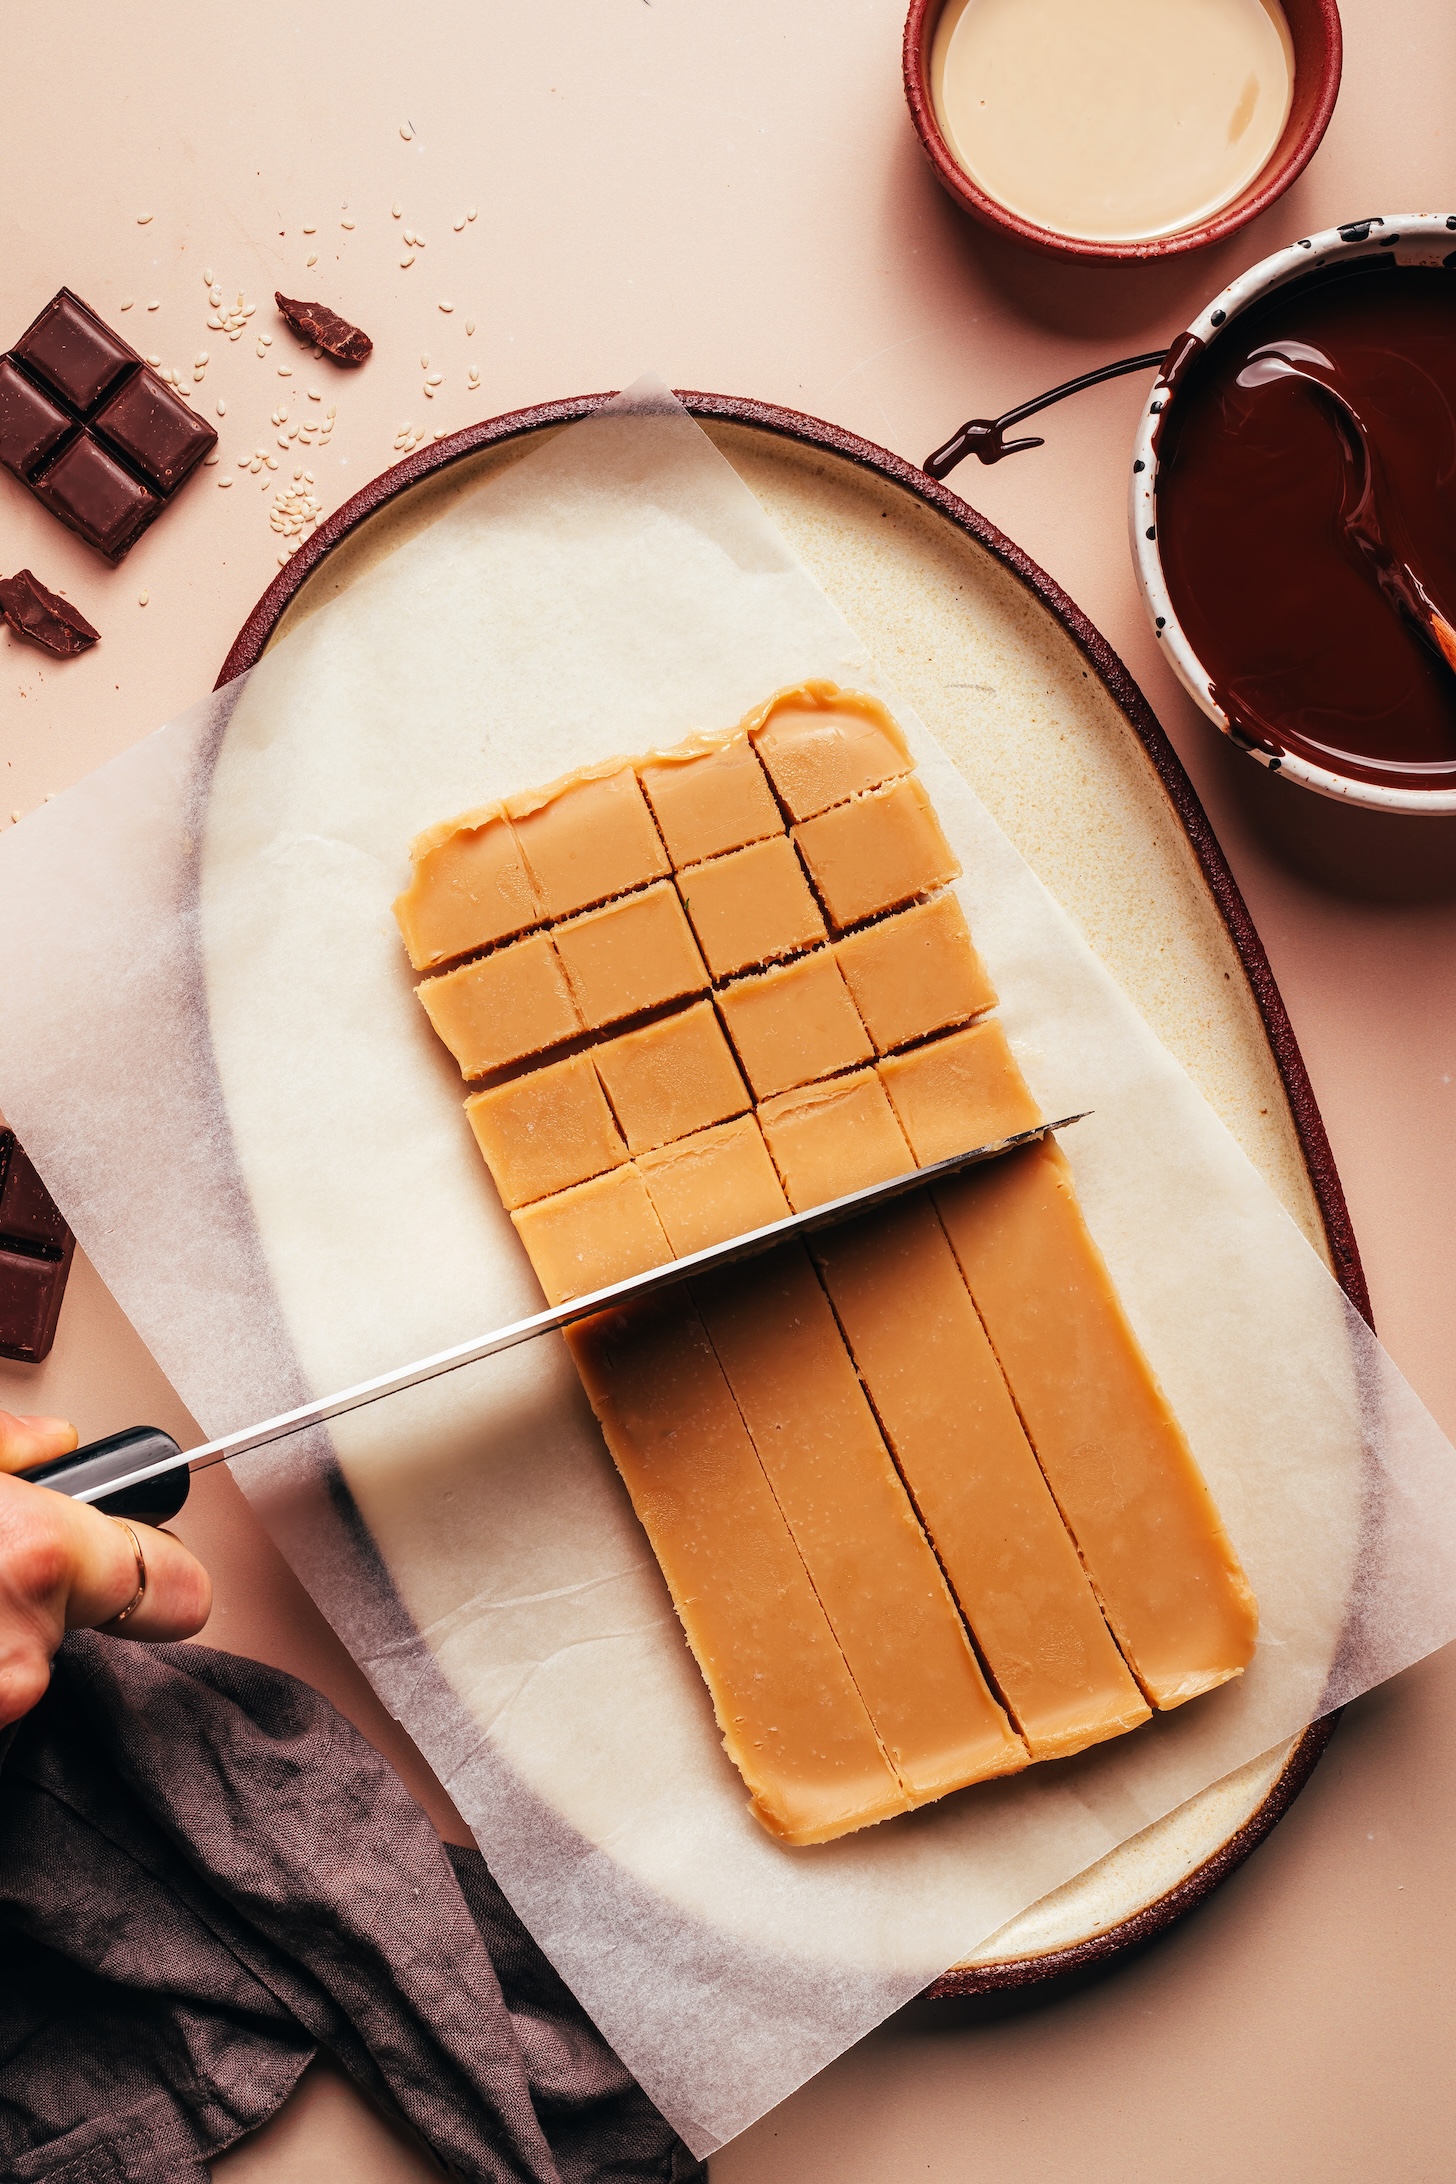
901, 0, 1343, 265
1131, 212, 1456, 814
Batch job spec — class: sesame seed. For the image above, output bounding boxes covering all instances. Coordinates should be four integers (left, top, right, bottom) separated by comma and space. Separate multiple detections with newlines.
262, 333, 272, 344
439, 301, 453, 313
400, 255, 414, 269
306, 254, 318, 268
137, 212, 153, 224
9, 813, 18, 824
467, 207, 477, 221
146, 353, 161, 366
217, 398, 227, 415
392, 201, 402, 217
303, 224, 316, 235
465, 319, 475, 336
341, 218, 355, 230
204, 266, 214, 283
203, 451, 219, 464
147, 300, 160, 312
453, 218, 465, 232
278, 366, 292, 376
423, 385, 434, 398
308, 387, 322, 401
138, 590, 149, 605
218, 476, 233, 488
426, 372, 444, 386
400, 121, 413, 139
120, 299, 134, 311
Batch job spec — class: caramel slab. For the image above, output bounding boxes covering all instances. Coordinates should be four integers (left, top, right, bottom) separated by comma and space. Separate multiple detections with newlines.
836, 893, 997, 1054
758, 1071, 912, 1212
793, 776, 961, 931
465, 1053, 625, 1209
716, 951, 873, 1100
639, 1116, 789, 1256
507, 767, 669, 919
569, 1297, 908, 1844
814, 1198, 1150, 1761
416, 933, 580, 1079
694, 1246, 1027, 1801
554, 882, 708, 1031
638, 732, 782, 866
879, 1019, 1042, 1166
935, 1139, 1259, 1709
592, 1001, 748, 1153
512, 1164, 670, 1304
676, 836, 826, 981
747, 682, 912, 822
393, 807, 539, 973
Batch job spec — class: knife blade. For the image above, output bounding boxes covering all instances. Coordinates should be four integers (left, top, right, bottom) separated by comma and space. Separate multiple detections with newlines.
21, 1112, 1086, 1517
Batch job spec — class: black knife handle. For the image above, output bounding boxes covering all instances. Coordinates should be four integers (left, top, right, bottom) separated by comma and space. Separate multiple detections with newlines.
15, 1426, 190, 1523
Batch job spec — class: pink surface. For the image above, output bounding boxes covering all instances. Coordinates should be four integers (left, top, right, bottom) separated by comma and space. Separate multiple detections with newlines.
3, 3, 1455, 2175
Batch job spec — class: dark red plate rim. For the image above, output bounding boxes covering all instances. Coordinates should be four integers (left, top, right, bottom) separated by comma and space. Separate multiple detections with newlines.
219, 391, 1365, 1995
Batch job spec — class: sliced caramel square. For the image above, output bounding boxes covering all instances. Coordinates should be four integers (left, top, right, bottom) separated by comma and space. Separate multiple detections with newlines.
568, 1296, 908, 1845
512, 1164, 671, 1305
592, 1001, 749, 1152
694, 1247, 1026, 1802
416, 933, 580, 1080
812, 1196, 1151, 1762
794, 776, 961, 931
638, 733, 782, 866
879, 1020, 1041, 1166
676, 837, 826, 981
934, 1139, 1259, 1711
758, 1070, 912, 1212
553, 882, 708, 1031
836, 893, 997, 1054
716, 952, 873, 1100
640, 1116, 789, 1255
748, 684, 912, 821
465, 1053, 626, 1210
394, 807, 539, 973
507, 768, 669, 919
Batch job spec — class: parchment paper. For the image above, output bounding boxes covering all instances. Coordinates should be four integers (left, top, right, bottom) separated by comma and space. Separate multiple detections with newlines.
3, 382, 1456, 2155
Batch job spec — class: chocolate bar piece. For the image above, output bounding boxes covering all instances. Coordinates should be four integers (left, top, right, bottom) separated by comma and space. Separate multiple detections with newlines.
274, 292, 373, 365
0, 289, 217, 561
0, 569, 99, 656
0, 1131, 75, 1364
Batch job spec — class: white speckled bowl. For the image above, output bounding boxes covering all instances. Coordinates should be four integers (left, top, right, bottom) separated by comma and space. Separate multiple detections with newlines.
225, 394, 1357, 1995
1131, 212, 1456, 815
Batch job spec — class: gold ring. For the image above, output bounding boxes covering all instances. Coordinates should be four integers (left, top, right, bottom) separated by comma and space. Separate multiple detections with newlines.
109, 1518, 147, 1625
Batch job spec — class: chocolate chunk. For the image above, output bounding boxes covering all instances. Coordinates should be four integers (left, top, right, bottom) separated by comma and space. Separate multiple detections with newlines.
274, 292, 373, 366
0, 569, 100, 657
34, 433, 160, 559
0, 359, 72, 477
0, 1132, 75, 1365
13, 291, 136, 413
94, 370, 218, 494
0, 289, 216, 561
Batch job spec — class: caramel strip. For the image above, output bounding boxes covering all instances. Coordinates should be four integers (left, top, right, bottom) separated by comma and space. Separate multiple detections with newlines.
569, 1296, 909, 1845
813, 1198, 1150, 1759
934, 1139, 1258, 1709
693, 1245, 1027, 1800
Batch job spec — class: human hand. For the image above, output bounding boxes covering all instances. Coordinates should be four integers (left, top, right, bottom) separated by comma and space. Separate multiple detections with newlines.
0, 1410, 211, 1727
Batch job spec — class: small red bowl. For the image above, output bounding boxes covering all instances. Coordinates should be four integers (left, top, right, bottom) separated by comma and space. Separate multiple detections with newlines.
903, 0, 1343, 264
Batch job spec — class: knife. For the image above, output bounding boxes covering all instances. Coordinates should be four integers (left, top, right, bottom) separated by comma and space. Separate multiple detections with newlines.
16, 1113, 1086, 1522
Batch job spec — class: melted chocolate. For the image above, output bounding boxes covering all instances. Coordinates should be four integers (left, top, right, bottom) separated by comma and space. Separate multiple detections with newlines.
1156, 261, 1456, 788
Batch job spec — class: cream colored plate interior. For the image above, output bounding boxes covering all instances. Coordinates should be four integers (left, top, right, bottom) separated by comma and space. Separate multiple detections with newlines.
265, 417, 1326, 1974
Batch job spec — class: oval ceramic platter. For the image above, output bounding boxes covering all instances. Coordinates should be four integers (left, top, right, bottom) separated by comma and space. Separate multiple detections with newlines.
220, 392, 1362, 1998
